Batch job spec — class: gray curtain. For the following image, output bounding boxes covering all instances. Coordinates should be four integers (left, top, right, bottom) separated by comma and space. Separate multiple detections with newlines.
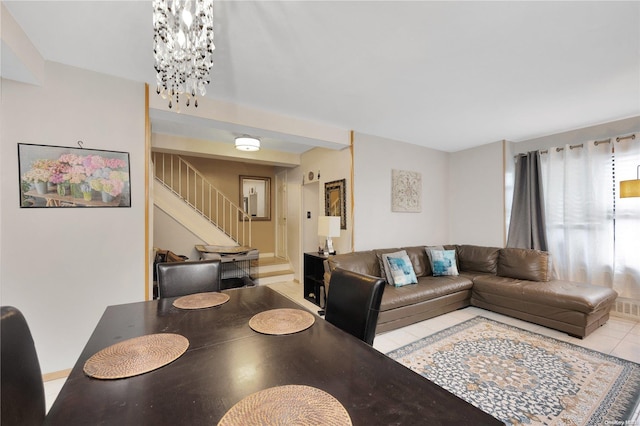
507, 151, 548, 250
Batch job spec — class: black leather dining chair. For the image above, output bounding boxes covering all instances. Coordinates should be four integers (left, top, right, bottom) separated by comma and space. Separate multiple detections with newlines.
324, 268, 385, 345
1, 306, 46, 426
157, 259, 222, 298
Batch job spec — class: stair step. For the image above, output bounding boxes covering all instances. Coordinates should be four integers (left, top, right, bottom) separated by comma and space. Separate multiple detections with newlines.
256, 272, 295, 286
258, 256, 290, 266
255, 269, 294, 279
252, 255, 293, 285
257, 263, 292, 274
255, 256, 291, 275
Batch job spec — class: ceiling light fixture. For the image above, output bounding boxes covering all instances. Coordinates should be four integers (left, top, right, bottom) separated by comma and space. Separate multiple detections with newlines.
235, 136, 261, 152
153, 0, 215, 109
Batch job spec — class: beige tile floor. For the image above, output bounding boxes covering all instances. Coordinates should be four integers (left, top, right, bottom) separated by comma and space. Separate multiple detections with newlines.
44, 280, 640, 413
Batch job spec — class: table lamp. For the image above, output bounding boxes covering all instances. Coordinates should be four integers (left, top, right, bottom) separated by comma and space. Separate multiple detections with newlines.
318, 216, 341, 255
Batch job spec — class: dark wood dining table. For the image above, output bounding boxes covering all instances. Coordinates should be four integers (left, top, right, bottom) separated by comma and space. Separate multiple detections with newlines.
45, 286, 502, 425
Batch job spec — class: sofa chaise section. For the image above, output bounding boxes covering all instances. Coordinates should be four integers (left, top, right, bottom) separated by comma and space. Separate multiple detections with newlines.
471, 276, 617, 338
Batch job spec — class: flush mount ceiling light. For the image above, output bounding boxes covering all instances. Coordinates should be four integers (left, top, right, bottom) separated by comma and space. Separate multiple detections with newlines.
153, 0, 215, 110
235, 136, 261, 152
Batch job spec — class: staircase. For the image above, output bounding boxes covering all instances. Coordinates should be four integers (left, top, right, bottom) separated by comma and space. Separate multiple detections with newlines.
153, 152, 252, 246
153, 152, 295, 285
255, 255, 294, 285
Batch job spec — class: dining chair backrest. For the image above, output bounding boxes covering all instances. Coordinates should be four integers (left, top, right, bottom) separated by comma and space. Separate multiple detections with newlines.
1, 306, 46, 426
157, 259, 222, 298
324, 268, 385, 345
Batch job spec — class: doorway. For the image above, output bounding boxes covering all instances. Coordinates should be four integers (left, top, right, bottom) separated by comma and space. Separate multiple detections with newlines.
275, 170, 288, 259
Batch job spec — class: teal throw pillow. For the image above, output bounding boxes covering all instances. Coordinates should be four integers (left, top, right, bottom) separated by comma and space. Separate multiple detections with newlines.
428, 249, 459, 276
383, 250, 418, 287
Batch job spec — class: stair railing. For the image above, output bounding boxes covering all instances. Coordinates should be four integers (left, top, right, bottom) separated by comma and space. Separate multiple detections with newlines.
152, 152, 251, 247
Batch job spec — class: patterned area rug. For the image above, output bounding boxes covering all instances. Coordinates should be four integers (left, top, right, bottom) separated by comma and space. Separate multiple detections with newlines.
387, 317, 640, 426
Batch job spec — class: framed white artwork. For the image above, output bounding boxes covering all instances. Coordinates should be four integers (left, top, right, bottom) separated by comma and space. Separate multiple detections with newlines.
391, 169, 421, 212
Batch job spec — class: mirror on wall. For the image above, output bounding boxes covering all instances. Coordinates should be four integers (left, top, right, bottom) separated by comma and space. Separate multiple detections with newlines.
239, 176, 271, 221
325, 178, 346, 229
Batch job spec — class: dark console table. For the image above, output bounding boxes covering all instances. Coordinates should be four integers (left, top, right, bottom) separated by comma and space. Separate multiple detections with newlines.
304, 252, 329, 307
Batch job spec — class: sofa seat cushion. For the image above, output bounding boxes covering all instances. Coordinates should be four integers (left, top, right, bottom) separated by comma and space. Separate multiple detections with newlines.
380, 275, 473, 312
472, 276, 618, 315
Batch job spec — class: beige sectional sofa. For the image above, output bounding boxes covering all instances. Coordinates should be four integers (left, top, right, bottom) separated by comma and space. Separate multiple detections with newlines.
324, 244, 617, 338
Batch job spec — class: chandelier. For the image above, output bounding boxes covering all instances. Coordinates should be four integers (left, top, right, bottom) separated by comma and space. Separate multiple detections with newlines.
153, 0, 215, 109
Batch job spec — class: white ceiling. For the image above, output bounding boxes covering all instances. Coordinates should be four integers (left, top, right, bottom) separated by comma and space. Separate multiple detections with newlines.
2, 1, 639, 153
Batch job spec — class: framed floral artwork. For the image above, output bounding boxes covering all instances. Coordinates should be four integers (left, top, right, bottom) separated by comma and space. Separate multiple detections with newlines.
18, 143, 131, 208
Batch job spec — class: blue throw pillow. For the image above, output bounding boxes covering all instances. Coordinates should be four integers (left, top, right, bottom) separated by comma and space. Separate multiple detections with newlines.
428, 249, 459, 276
383, 250, 418, 287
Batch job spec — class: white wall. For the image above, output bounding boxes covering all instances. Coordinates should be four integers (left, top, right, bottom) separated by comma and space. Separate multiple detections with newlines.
299, 147, 353, 255
0, 63, 145, 374
153, 207, 207, 261
506, 116, 640, 233
353, 133, 450, 250
284, 165, 303, 281
513, 116, 640, 154
449, 141, 505, 247
301, 181, 320, 253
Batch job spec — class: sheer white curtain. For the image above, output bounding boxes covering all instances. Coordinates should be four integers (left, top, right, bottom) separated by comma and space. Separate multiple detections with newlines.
613, 137, 640, 300
540, 140, 614, 286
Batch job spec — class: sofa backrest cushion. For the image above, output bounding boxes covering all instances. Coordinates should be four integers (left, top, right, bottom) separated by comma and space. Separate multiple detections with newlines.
327, 251, 381, 278
401, 246, 430, 277
497, 248, 551, 282
456, 245, 500, 274
374, 248, 401, 279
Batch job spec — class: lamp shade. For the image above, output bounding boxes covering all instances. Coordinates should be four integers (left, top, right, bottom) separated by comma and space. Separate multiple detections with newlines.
235, 136, 260, 151
620, 165, 640, 198
620, 180, 640, 198
318, 216, 340, 237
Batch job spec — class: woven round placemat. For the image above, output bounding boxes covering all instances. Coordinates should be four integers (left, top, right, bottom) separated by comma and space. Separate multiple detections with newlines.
172, 292, 230, 310
83, 333, 189, 380
218, 385, 352, 426
249, 308, 315, 335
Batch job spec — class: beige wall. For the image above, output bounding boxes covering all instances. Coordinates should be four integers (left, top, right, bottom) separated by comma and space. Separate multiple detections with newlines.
299, 147, 353, 255
180, 155, 277, 254
284, 165, 303, 281
0, 63, 146, 374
